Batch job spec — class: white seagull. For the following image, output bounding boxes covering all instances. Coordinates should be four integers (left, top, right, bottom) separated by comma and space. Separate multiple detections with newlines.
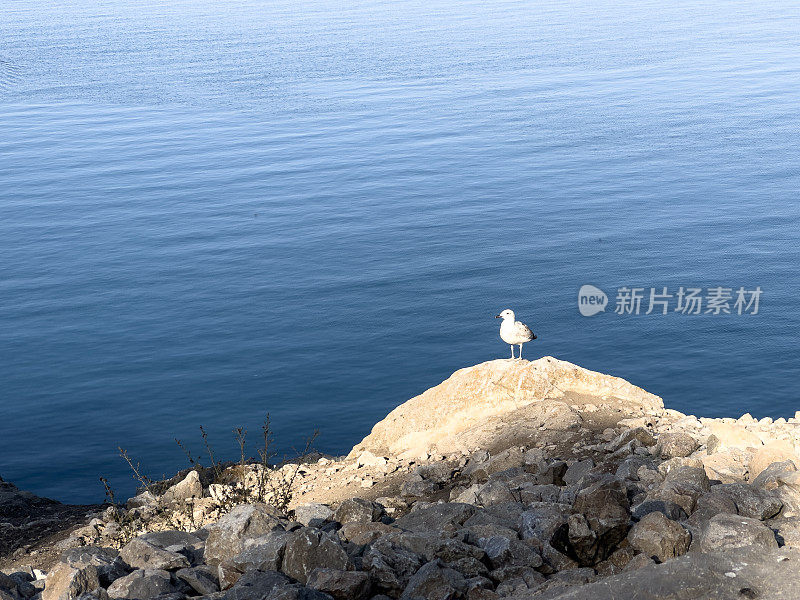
495, 309, 537, 359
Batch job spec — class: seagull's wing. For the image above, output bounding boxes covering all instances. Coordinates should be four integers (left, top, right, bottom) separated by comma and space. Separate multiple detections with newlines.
516, 321, 536, 341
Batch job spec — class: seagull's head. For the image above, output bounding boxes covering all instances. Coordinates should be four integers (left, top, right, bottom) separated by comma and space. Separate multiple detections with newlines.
495, 309, 515, 320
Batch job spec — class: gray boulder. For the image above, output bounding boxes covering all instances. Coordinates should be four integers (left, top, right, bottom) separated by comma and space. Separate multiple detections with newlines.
106, 570, 175, 599
361, 537, 424, 595
631, 499, 687, 522
394, 503, 476, 534
281, 529, 351, 584
42, 564, 101, 600
175, 566, 218, 596
306, 569, 370, 600
220, 570, 291, 600
61, 547, 129, 587
399, 560, 467, 600
332, 498, 385, 524
697, 513, 778, 552
230, 531, 292, 573
119, 539, 190, 571
655, 433, 698, 459
475, 536, 542, 570
712, 483, 782, 520
293, 504, 333, 528
204, 504, 286, 567
627, 512, 690, 563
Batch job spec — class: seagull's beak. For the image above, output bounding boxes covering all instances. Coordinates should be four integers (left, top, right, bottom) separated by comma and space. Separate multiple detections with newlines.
495, 314, 502, 319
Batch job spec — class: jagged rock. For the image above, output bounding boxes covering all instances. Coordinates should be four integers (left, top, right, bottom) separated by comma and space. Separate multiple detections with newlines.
567, 477, 630, 564
338, 522, 395, 545
333, 498, 385, 524
752, 460, 797, 490
519, 503, 571, 542
281, 529, 351, 584
175, 566, 218, 596
42, 564, 101, 600
306, 569, 370, 600
655, 433, 698, 459
106, 570, 175, 599
627, 512, 690, 563
687, 491, 737, 527
119, 538, 190, 571
394, 503, 476, 534
697, 513, 778, 552
362, 538, 424, 595
707, 423, 763, 453
160, 471, 202, 505
594, 546, 636, 576
530, 547, 800, 599
126, 492, 157, 510
701, 452, 748, 483
399, 560, 467, 600
293, 504, 333, 528
224, 530, 292, 574
631, 500, 687, 522
563, 460, 593, 487
204, 504, 286, 567
60, 547, 130, 587
712, 483, 782, 520
648, 466, 709, 515
220, 570, 290, 600
264, 584, 332, 600
355, 451, 388, 469
475, 536, 542, 570
347, 358, 662, 459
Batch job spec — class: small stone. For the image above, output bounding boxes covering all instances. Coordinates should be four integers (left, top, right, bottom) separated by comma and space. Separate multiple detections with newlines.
306, 568, 370, 600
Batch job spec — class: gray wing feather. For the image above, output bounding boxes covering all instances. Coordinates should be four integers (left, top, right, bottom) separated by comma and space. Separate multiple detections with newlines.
515, 321, 535, 341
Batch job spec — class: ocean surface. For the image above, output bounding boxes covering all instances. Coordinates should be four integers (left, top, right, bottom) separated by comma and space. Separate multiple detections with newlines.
1, 0, 799, 504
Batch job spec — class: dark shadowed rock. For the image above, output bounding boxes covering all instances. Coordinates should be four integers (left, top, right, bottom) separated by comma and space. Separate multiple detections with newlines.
475, 536, 542, 570
627, 512, 690, 563
394, 503, 476, 534
563, 460, 593, 487
752, 460, 797, 490
697, 513, 778, 552
631, 499, 687, 522
264, 583, 332, 600
399, 560, 467, 600
204, 504, 286, 567
106, 569, 175, 599
220, 570, 291, 600
361, 538, 424, 595
333, 498, 385, 524
569, 477, 630, 564
119, 538, 190, 571
306, 568, 370, 600
281, 529, 351, 584
175, 566, 218, 596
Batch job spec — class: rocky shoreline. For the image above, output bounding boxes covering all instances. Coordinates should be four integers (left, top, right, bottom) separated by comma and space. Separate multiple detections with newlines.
4, 356, 800, 599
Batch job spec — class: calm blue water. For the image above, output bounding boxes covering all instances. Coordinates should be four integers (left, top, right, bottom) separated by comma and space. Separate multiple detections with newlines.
1, 0, 799, 504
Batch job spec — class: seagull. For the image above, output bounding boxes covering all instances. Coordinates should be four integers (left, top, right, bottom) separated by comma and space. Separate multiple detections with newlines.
495, 309, 537, 359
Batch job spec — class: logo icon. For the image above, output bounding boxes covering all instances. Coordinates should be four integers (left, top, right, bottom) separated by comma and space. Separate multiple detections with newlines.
578, 285, 608, 316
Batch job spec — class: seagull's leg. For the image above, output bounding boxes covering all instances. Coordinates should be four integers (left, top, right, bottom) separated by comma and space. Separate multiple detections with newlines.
519, 344, 523, 360
510, 345, 515, 359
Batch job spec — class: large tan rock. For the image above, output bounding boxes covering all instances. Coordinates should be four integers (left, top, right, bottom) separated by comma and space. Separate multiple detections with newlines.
750, 441, 799, 480
707, 422, 763, 453
348, 357, 663, 459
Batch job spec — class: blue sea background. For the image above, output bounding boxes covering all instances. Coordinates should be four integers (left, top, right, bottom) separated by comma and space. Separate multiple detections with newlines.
1, 0, 798, 504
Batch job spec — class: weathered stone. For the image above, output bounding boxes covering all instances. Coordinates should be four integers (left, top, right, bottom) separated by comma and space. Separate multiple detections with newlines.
361, 537, 424, 595
563, 460, 593, 487
347, 358, 662, 459
306, 568, 370, 600
337, 522, 395, 545
519, 503, 571, 543
569, 477, 630, 564
160, 471, 202, 505
475, 536, 542, 570
648, 466, 709, 515
43, 564, 101, 600
119, 538, 190, 571
106, 570, 174, 599
265, 583, 333, 600
752, 460, 797, 490
175, 566, 218, 596
713, 483, 782, 520
631, 500, 687, 522
281, 529, 351, 584
222, 570, 290, 600
399, 560, 466, 600
707, 423, 763, 453
394, 503, 476, 534
230, 531, 292, 573
61, 547, 129, 587
701, 452, 749, 484
204, 504, 286, 567
332, 498, 384, 524
655, 433, 698, 459
293, 504, 333, 528
697, 513, 778, 552
627, 512, 690, 563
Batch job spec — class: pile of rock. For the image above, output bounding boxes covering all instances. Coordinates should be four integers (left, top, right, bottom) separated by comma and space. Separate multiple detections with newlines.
6, 357, 800, 599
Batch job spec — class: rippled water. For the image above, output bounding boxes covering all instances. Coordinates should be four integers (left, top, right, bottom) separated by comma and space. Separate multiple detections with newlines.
1, 0, 799, 503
